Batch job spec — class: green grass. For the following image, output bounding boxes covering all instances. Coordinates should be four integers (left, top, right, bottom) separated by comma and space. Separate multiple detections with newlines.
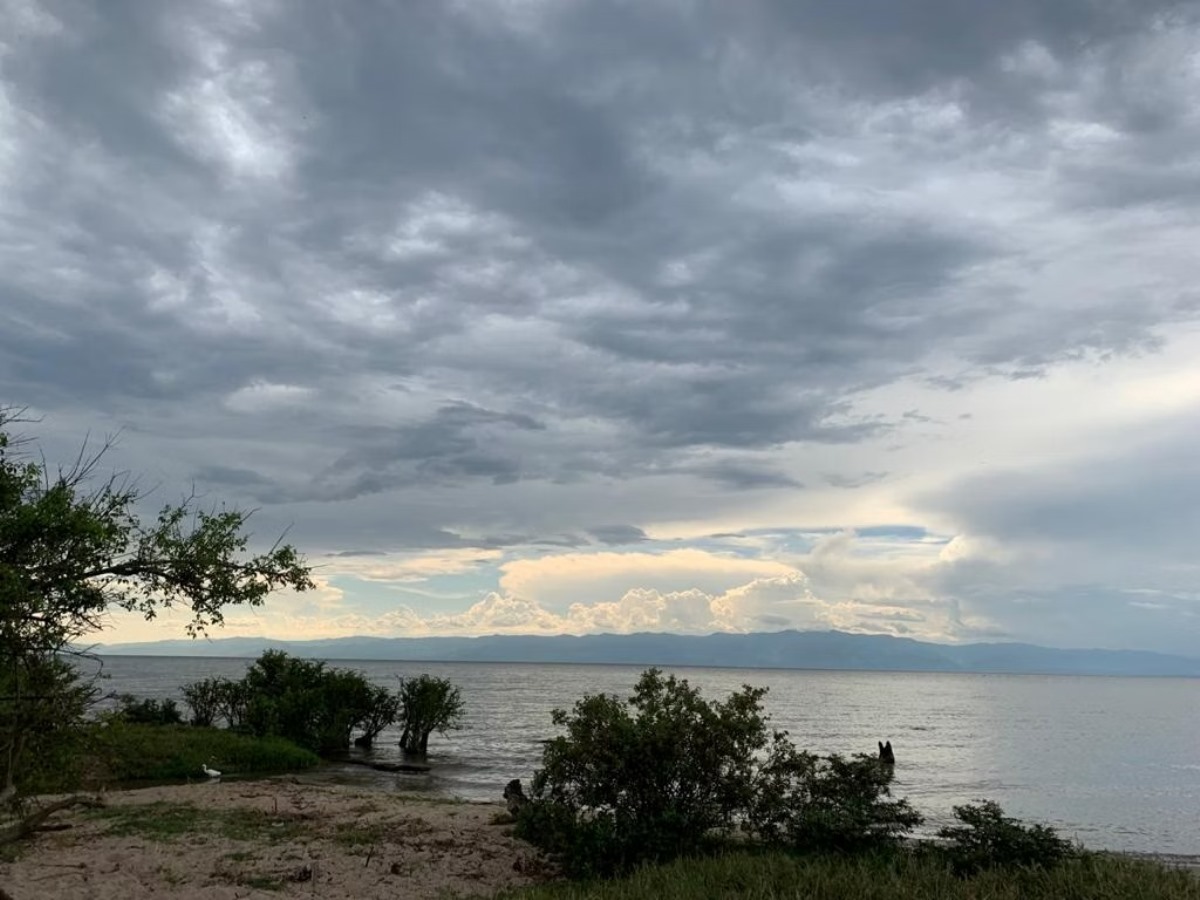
508, 850, 1200, 900
81, 722, 320, 784
85, 802, 310, 843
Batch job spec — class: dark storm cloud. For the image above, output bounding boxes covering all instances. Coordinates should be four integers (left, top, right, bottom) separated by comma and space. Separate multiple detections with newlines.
2, 0, 1198, 545
587, 525, 649, 546
192, 465, 275, 488
691, 461, 803, 490
823, 472, 889, 489
734, 0, 1187, 97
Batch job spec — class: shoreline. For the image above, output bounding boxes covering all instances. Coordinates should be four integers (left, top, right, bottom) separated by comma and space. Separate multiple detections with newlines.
0, 778, 551, 899
4, 776, 1198, 900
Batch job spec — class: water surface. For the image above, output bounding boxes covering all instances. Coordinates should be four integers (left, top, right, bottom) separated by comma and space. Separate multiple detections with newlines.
88, 656, 1200, 856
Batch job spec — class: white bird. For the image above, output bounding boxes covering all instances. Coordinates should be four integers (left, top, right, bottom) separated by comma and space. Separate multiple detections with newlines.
201, 763, 221, 778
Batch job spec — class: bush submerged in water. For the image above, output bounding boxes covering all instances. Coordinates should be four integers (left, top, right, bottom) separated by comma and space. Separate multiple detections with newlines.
181, 650, 407, 754
397, 674, 464, 756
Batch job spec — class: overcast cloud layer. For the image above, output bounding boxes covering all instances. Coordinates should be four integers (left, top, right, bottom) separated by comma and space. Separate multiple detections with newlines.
3, 0, 1200, 654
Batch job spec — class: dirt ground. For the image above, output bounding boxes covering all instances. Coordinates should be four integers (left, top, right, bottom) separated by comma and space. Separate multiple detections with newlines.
0, 778, 551, 900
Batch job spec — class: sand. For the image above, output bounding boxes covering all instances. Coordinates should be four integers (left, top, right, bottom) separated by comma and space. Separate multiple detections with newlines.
0, 779, 552, 900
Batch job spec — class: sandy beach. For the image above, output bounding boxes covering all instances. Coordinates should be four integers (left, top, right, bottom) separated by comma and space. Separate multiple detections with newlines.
0, 779, 550, 900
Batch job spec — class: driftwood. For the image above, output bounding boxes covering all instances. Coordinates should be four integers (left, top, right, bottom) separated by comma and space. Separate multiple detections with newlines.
0, 795, 105, 846
503, 779, 527, 816
877, 740, 895, 765
338, 758, 431, 774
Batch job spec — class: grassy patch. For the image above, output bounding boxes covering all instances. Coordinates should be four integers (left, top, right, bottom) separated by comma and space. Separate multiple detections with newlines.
86, 802, 310, 843
81, 722, 319, 784
332, 821, 388, 848
508, 850, 1200, 900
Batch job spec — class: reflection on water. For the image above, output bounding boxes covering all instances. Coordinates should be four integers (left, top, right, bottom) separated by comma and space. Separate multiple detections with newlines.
87, 656, 1200, 855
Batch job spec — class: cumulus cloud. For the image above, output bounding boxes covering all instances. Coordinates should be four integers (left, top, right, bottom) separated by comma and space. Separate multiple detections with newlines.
496, 549, 797, 611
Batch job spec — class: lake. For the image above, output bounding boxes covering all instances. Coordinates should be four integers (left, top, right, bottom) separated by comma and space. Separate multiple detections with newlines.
88, 655, 1200, 857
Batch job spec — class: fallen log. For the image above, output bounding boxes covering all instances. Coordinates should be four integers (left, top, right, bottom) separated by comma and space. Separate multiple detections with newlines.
0, 795, 105, 846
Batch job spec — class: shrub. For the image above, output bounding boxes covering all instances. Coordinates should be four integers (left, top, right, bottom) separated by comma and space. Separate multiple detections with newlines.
180, 678, 223, 727
936, 800, 1076, 874
354, 683, 402, 748
214, 678, 249, 730
114, 694, 184, 726
748, 740, 923, 853
397, 674, 464, 756
516, 668, 774, 877
239, 650, 330, 748
183, 651, 407, 754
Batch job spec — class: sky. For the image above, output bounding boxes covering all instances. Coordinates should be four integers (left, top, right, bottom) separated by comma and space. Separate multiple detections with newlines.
3, 0, 1200, 655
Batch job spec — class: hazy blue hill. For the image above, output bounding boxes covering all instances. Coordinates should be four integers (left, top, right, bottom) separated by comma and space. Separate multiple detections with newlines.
92, 629, 1200, 677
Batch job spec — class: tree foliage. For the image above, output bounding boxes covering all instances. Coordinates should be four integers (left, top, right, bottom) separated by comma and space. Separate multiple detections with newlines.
397, 674, 464, 756
937, 800, 1077, 874
113, 694, 184, 727
748, 743, 922, 852
0, 408, 313, 807
183, 651, 405, 754
517, 668, 778, 876
516, 668, 924, 878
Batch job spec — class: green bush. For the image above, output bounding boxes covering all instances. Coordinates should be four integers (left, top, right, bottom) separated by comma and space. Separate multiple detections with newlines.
936, 800, 1077, 874
516, 668, 774, 877
183, 650, 405, 754
354, 682, 402, 748
180, 678, 223, 727
748, 741, 922, 853
114, 694, 184, 726
397, 674, 464, 756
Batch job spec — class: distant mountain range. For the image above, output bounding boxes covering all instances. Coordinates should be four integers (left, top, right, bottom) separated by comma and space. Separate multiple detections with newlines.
92, 629, 1200, 677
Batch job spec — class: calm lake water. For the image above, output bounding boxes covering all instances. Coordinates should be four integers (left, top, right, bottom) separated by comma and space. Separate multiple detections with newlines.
88, 656, 1200, 856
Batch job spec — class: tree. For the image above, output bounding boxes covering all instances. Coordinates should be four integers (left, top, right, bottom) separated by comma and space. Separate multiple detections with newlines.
181, 677, 224, 728
516, 668, 773, 876
354, 683, 402, 748
186, 651, 404, 754
0, 407, 313, 814
397, 674, 463, 756
113, 694, 184, 726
